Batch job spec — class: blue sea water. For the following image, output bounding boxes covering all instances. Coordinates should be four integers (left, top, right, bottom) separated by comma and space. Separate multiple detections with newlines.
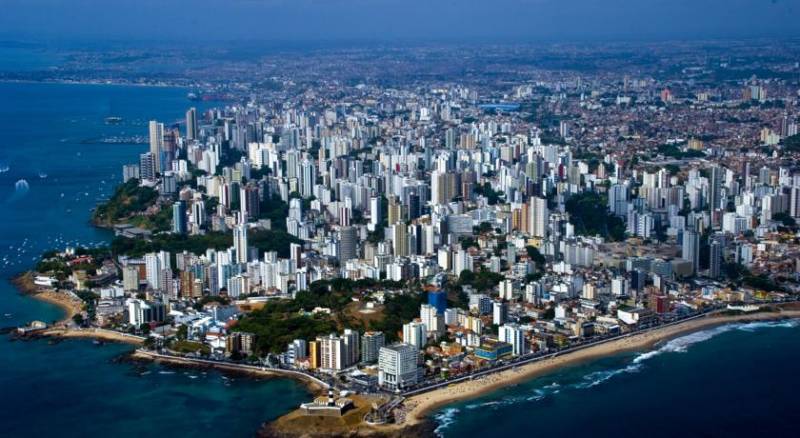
0, 82, 310, 437
433, 319, 800, 437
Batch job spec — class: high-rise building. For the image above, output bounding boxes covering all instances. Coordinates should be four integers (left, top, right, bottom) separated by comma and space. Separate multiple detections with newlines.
149, 120, 165, 174
139, 152, 155, 181
123, 164, 140, 183
790, 187, 800, 219
226, 332, 256, 356
528, 196, 548, 238
378, 343, 418, 391
361, 331, 385, 363
682, 230, 700, 275
318, 330, 360, 371
709, 236, 723, 279
240, 184, 260, 220
431, 170, 447, 206
122, 265, 140, 292
233, 224, 249, 264
341, 328, 360, 367
427, 290, 447, 314
392, 223, 408, 257
339, 226, 358, 262
493, 301, 508, 325
708, 166, 721, 213
172, 200, 187, 235
420, 304, 443, 335
402, 321, 427, 350
499, 323, 526, 356
608, 184, 629, 217
300, 159, 316, 198
144, 253, 162, 290
387, 195, 403, 225
319, 334, 343, 371
369, 196, 382, 231
308, 340, 320, 369
185, 107, 197, 140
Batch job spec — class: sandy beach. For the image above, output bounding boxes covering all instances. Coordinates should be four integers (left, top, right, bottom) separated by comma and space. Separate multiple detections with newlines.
13, 272, 84, 326
401, 308, 800, 425
31, 290, 84, 325
42, 327, 145, 345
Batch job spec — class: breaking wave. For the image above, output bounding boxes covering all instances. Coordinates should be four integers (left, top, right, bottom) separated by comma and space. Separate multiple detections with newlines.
433, 318, 799, 432
433, 407, 459, 437
7, 179, 29, 202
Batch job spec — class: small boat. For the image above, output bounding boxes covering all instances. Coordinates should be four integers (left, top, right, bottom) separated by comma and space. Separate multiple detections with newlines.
104, 116, 123, 124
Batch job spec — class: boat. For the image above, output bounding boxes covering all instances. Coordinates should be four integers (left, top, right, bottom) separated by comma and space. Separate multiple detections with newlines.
104, 116, 123, 124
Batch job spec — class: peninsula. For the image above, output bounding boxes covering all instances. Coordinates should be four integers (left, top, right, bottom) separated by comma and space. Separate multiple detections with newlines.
13, 40, 800, 437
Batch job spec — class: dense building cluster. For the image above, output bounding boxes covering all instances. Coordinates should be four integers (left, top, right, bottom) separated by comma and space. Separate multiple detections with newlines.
35, 46, 800, 393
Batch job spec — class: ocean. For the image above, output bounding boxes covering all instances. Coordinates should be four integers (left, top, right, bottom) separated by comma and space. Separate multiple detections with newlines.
0, 81, 798, 438
0, 82, 309, 437
433, 319, 800, 437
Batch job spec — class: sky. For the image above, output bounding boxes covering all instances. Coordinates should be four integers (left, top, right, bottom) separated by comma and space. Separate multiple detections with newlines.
1, 0, 798, 44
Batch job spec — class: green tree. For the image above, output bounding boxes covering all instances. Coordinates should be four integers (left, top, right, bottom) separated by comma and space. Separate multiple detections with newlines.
176, 325, 188, 340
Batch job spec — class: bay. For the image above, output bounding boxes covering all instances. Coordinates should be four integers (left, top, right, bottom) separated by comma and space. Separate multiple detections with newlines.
0, 81, 309, 437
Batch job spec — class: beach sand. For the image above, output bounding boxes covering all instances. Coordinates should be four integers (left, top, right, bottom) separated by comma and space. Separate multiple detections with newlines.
31, 290, 83, 325
43, 327, 145, 345
401, 308, 800, 425
13, 271, 83, 326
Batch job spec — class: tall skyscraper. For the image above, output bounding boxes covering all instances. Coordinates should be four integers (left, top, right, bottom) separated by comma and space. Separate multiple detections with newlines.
528, 196, 548, 238
361, 331, 385, 363
339, 226, 358, 262
402, 321, 427, 350
172, 200, 187, 235
369, 196, 382, 231
144, 253, 162, 290
682, 230, 700, 275
709, 238, 723, 279
378, 343, 419, 390
139, 152, 155, 181
392, 223, 408, 257
790, 187, 800, 219
427, 290, 447, 314
233, 224, 249, 264
185, 107, 197, 140
499, 323, 526, 356
300, 159, 316, 198
493, 301, 508, 325
149, 120, 165, 174
608, 184, 629, 217
708, 166, 721, 213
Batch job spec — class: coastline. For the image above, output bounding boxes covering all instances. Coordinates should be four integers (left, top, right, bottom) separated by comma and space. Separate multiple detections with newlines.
401, 307, 800, 426
131, 349, 325, 393
12, 272, 82, 326
42, 327, 145, 345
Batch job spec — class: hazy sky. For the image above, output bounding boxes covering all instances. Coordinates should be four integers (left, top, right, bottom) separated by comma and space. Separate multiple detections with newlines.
1, 0, 799, 43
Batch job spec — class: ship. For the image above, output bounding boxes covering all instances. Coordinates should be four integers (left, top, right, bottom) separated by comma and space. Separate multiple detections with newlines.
104, 116, 123, 124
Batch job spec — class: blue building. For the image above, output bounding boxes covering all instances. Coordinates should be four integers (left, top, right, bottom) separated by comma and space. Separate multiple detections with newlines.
428, 290, 447, 314
475, 340, 513, 361
172, 200, 187, 235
